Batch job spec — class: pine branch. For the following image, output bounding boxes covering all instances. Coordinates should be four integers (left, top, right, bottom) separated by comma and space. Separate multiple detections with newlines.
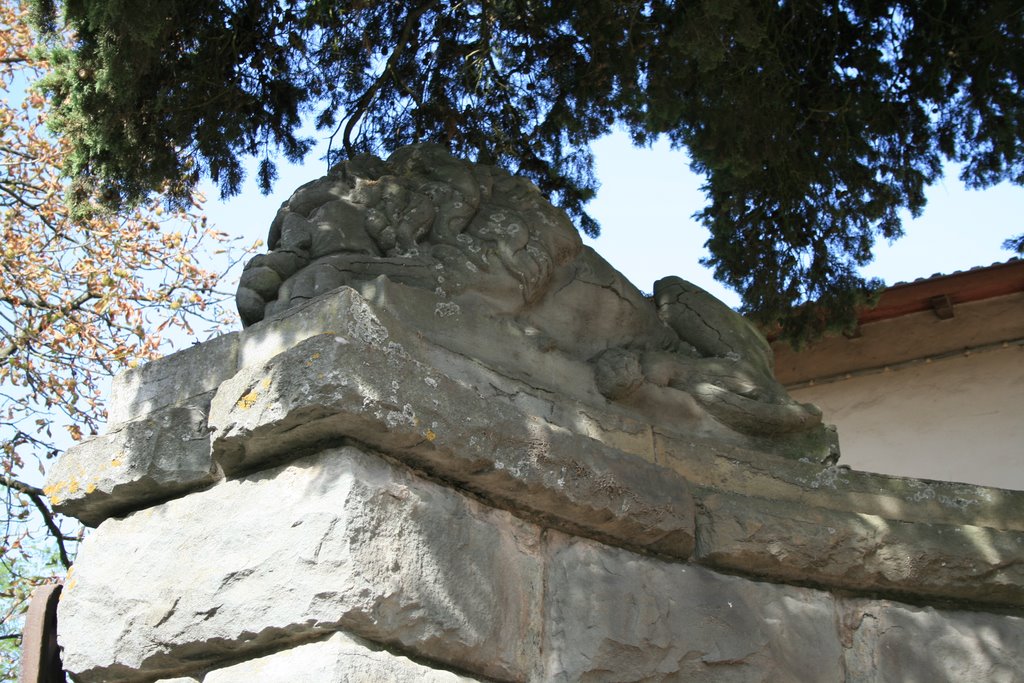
342, 0, 437, 157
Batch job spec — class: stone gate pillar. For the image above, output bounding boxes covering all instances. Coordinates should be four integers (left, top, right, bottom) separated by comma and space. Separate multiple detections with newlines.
45, 146, 1024, 682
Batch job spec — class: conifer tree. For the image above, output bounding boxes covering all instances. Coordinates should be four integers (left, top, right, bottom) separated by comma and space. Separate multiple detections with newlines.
30, 0, 1024, 341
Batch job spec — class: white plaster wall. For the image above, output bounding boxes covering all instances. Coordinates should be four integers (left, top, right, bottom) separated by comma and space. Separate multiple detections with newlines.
790, 344, 1024, 491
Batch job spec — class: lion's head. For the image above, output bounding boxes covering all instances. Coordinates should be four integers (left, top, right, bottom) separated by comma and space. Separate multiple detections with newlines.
237, 143, 582, 327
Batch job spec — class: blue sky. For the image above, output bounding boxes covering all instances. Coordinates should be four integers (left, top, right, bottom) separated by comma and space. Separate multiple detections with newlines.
203, 130, 1023, 311
583, 134, 1022, 308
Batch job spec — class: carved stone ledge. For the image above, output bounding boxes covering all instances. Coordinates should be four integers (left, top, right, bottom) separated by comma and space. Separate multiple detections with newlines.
208, 326, 696, 560
46, 400, 217, 526
694, 491, 1024, 607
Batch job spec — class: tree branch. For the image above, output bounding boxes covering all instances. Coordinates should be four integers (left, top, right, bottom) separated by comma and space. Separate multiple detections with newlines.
341, 0, 437, 157
0, 290, 97, 365
1, 475, 73, 569
0, 475, 42, 498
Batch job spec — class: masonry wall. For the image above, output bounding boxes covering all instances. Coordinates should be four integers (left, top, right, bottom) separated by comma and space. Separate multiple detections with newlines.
773, 291, 1024, 491
790, 343, 1024, 490
47, 286, 1024, 682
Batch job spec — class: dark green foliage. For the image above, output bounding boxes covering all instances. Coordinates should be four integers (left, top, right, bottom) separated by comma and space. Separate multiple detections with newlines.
31, 0, 1024, 343
36, 0, 315, 212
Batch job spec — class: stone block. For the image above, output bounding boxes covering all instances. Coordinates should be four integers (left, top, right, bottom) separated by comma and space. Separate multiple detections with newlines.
58, 446, 542, 682
695, 492, 1024, 608
209, 330, 694, 559
541, 533, 844, 682
235, 285, 397, 371
840, 598, 1024, 682
107, 332, 239, 425
657, 431, 1024, 532
248, 280, 661, 464
44, 402, 216, 526
200, 631, 487, 682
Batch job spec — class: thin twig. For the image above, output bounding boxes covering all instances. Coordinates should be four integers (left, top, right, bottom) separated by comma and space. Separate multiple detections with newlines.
0, 475, 72, 569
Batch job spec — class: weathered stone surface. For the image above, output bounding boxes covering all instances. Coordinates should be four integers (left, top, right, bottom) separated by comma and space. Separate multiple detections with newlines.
236, 143, 833, 456
52, 282, 1024, 610
44, 402, 216, 526
654, 275, 775, 378
242, 280, 661, 464
209, 328, 695, 559
58, 446, 542, 682
695, 492, 1024, 608
839, 598, 1024, 682
656, 431, 1024, 531
232, 282, 1024, 536
234, 282, 403, 372
541, 533, 845, 682
200, 631, 487, 682
47, 144, 1024, 683
48, 145, 1024, 683
107, 332, 239, 425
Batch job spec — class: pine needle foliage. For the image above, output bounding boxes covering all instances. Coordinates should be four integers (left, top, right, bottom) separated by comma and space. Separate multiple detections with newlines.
30, 0, 1024, 343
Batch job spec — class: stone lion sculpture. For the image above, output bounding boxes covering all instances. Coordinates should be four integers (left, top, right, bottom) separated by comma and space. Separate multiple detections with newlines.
237, 144, 834, 458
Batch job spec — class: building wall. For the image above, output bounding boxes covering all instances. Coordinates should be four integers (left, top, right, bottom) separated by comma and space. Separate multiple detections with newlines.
790, 343, 1024, 491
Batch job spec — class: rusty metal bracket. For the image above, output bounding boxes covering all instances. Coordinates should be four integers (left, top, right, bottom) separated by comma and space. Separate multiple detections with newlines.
20, 583, 65, 683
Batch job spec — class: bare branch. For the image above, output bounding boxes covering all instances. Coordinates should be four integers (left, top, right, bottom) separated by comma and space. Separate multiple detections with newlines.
0, 290, 97, 365
0, 475, 42, 498
1, 475, 73, 569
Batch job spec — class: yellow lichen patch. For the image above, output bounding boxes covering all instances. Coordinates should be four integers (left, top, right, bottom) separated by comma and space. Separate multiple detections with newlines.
304, 352, 322, 367
425, 429, 436, 442
85, 483, 97, 494
110, 457, 123, 468
45, 478, 86, 504
45, 481, 65, 504
238, 378, 272, 408
236, 391, 260, 409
